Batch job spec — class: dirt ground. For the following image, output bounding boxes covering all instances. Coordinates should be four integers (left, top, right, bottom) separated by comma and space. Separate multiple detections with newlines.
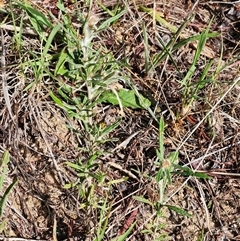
0, 0, 240, 240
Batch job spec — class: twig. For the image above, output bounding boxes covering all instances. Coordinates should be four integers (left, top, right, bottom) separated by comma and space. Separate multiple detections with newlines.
107, 161, 139, 180
0, 238, 47, 241
185, 139, 240, 167
1, 29, 15, 124
197, 170, 240, 178
0, 24, 37, 36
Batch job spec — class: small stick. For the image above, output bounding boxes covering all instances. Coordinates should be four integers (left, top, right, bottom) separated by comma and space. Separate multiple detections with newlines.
0, 24, 37, 36
1, 29, 16, 124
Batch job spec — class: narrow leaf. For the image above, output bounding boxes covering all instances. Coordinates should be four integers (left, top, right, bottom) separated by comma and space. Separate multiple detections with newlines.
133, 196, 153, 207
49, 91, 65, 107
165, 204, 192, 217
98, 8, 126, 31
43, 24, 61, 56
174, 164, 211, 179
0, 179, 17, 217
111, 221, 137, 241
0, 151, 10, 190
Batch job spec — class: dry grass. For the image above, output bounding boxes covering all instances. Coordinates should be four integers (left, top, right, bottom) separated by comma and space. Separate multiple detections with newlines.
0, 0, 240, 240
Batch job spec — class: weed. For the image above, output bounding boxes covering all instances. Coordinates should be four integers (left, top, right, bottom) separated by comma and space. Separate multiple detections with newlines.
180, 18, 215, 115
13, 0, 152, 238
0, 151, 17, 233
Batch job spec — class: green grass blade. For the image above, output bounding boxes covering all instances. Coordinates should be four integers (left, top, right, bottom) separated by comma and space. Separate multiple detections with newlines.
16, 1, 52, 37
158, 117, 165, 161
98, 8, 126, 31
42, 24, 61, 56
0, 151, 10, 190
98, 1, 121, 17
0, 179, 17, 218
190, 59, 214, 99
54, 48, 68, 75
156, 35, 181, 74
111, 221, 137, 241
181, 17, 214, 86
142, 22, 150, 72
95, 197, 109, 241
98, 119, 121, 137
49, 91, 65, 108
150, 31, 218, 73
140, 6, 177, 33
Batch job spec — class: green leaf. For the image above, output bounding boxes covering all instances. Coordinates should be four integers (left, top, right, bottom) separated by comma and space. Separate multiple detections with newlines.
27, 8, 52, 28
0, 179, 17, 218
42, 24, 61, 56
173, 165, 211, 179
16, 1, 52, 37
111, 221, 137, 241
133, 195, 154, 207
98, 119, 121, 137
101, 89, 151, 109
49, 91, 65, 108
65, 162, 83, 171
56, 1, 66, 12
0, 151, 10, 190
54, 49, 68, 75
140, 6, 177, 33
164, 204, 192, 217
158, 117, 165, 161
98, 8, 126, 31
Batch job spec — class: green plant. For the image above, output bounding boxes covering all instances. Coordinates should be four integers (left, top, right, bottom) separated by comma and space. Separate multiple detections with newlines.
140, 6, 218, 75
132, 116, 211, 239
94, 196, 110, 241
111, 221, 137, 241
132, 117, 183, 239
180, 18, 215, 115
12, 2, 154, 238
140, 5, 219, 121
0, 151, 17, 233
14, 0, 152, 155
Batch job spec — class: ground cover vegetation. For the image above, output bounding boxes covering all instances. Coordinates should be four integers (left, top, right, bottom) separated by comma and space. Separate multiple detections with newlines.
0, 0, 240, 240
